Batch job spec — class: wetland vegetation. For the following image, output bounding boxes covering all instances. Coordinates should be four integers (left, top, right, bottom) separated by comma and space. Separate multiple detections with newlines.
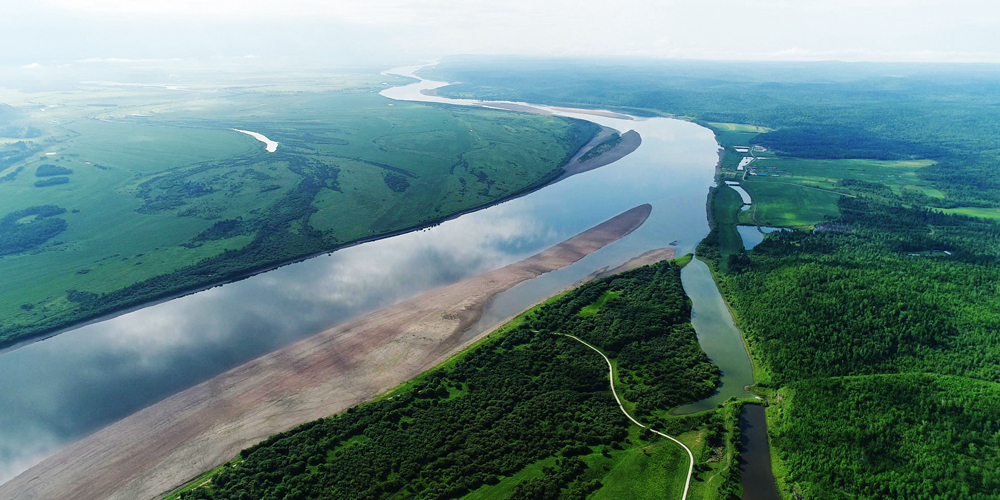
0, 75, 599, 348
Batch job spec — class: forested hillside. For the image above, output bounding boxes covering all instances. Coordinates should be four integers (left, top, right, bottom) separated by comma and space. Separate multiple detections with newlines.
168, 261, 744, 500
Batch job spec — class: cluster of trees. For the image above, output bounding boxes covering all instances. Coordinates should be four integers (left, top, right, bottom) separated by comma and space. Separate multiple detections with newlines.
714, 196, 1000, 498
771, 374, 1000, 499
724, 197, 1000, 386
33, 176, 69, 187
0, 205, 67, 256
174, 261, 722, 500
382, 172, 410, 192
749, 125, 944, 160
0, 166, 23, 182
578, 133, 622, 162
35, 163, 73, 177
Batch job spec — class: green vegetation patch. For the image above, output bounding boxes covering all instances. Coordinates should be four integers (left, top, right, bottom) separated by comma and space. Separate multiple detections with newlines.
727, 197, 1000, 386
697, 184, 747, 272
0, 205, 68, 256
937, 206, 1000, 220
739, 181, 841, 229
769, 374, 1000, 500
34, 176, 70, 188
35, 164, 74, 177
577, 290, 620, 317
578, 133, 622, 162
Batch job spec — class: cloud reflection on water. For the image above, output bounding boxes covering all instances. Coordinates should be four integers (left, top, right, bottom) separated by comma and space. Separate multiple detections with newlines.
0, 198, 550, 484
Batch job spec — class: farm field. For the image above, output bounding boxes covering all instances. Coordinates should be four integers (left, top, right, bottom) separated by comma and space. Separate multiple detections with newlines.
0, 75, 600, 348
732, 158, 940, 229
739, 181, 842, 228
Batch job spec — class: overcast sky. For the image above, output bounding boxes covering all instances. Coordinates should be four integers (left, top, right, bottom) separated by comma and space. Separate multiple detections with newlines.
5, 0, 1000, 67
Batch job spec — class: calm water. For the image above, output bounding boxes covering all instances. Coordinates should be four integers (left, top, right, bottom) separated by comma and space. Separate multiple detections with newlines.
740, 405, 781, 500
0, 67, 723, 484
737, 226, 788, 250
673, 258, 755, 414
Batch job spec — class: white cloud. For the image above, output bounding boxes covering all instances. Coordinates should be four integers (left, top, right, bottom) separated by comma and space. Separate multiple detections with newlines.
21, 62, 41, 68
8, 0, 1000, 63
77, 57, 181, 62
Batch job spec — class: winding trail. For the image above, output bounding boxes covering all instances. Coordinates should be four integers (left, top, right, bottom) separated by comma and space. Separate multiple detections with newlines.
558, 334, 694, 500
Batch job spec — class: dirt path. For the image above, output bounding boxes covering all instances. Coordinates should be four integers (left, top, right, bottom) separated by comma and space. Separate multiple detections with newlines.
560, 334, 694, 500
1, 205, 652, 500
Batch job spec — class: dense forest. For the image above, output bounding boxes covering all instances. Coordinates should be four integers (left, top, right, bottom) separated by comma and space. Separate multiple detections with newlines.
770, 374, 1000, 499
168, 261, 740, 500
0, 205, 68, 256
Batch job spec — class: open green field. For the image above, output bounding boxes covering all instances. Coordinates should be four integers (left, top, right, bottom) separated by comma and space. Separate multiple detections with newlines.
739, 181, 842, 228
735, 158, 939, 228
0, 77, 599, 348
937, 206, 1000, 220
704, 122, 772, 154
747, 157, 940, 197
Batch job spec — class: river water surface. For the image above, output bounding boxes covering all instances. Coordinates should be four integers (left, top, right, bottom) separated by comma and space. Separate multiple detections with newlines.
741, 405, 782, 500
0, 65, 753, 486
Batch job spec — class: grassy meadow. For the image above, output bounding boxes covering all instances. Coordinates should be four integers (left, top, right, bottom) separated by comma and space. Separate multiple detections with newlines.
0, 75, 599, 348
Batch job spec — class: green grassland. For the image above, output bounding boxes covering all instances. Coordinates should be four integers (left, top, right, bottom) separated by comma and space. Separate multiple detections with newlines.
738, 181, 842, 228
937, 206, 1000, 220
0, 79, 599, 348
164, 259, 744, 500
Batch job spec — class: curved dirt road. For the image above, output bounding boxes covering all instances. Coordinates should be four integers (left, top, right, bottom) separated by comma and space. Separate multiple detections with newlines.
560, 334, 695, 500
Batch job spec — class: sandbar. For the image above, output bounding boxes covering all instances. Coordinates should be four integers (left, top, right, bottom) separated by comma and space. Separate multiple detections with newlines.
560, 129, 641, 180
231, 128, 278, 152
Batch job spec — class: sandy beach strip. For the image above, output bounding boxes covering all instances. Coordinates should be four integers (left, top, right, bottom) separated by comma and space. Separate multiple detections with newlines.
548, 106, 635, 120
560, 130, 641, 180
231, 128, 278, 152
1, 204, 652, 500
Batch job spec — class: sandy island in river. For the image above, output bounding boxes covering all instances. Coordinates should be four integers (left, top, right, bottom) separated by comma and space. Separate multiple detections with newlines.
2, 204, 652, 500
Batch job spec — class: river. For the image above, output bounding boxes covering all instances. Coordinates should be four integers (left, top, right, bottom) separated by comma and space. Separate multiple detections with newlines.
0, 64, 752, 489
741, 405, 782, 500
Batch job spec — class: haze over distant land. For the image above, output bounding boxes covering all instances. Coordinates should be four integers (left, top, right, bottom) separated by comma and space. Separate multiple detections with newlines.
3, 0, 999, 69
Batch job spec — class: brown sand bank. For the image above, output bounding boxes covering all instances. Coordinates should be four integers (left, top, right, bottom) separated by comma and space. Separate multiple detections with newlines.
548, 106, 634, 120
576, 247, 677, 286
596, 247, 676, 279
1, 204, 652, 500
560, 130, 641, 180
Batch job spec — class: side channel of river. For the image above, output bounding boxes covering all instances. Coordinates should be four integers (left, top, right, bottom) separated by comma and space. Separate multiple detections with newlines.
0, 63, 775, 495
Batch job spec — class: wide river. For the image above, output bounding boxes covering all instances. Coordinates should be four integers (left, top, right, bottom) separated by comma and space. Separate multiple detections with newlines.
0, 65, 755, 486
